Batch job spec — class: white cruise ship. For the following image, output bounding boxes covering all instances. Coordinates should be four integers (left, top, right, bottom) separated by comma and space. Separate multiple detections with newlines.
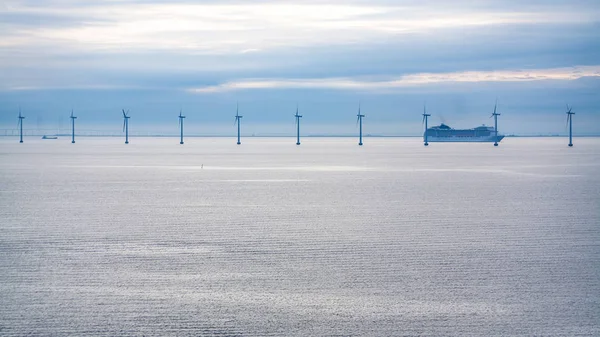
425, 124, 504, 143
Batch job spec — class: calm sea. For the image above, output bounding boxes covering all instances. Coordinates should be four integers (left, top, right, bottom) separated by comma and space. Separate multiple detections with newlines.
1, 137, 599, 336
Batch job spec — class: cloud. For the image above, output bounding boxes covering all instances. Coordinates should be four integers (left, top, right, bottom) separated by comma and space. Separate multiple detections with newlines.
1, 1, 599, 54
187, 66, 600, 93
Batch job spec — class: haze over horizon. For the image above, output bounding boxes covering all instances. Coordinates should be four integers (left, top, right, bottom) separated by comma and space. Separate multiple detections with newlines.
1, 0, 599, 136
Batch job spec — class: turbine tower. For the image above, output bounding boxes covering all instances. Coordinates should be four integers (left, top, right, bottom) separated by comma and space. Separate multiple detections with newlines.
178, 109, 185, 145
122, 109, 130, 144
294, 105, 302, 145
566, 104, 575, 147
70, 110, 77, 144
357, 103, 365, 146
234, 103, 243, 145
18, 109, 25, 143
422, 104, 431, 146
490, 100, 501, 147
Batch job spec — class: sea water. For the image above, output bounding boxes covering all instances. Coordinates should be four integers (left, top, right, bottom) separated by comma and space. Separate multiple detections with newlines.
1, 137, 599, 336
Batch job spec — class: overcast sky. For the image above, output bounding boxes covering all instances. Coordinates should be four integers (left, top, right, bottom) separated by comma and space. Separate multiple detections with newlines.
1, 0, 599, 136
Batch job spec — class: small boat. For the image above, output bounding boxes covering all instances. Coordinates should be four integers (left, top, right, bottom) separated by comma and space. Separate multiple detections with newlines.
41, 135, 58, 139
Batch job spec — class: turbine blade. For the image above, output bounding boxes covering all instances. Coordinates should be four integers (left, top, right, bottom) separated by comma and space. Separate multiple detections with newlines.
123, 119, 126, 132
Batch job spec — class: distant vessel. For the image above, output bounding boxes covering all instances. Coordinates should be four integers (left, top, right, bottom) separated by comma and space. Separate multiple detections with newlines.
425, 124, 504, 143
42, 135, 58, 139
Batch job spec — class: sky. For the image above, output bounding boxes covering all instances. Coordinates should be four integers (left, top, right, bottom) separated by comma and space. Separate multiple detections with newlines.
0, 0, 599, 136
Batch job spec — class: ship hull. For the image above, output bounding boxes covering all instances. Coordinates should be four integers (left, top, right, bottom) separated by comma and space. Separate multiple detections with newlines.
427, 135, 505, 143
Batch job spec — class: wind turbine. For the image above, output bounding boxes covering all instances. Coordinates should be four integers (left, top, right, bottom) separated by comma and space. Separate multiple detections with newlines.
490, 100, 501, 146
70, 110, 77, 143
294, 105, 302, 145
122, 109, 130, 144
178, 109, 185, 144
18, 108, 25, 143
357, 103, 365, 146
422, 104, 431, 146
234, 103, 243, 145
566, 104, 575, 147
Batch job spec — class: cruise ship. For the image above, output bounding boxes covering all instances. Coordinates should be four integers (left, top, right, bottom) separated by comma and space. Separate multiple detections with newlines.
425, 124, 504, 143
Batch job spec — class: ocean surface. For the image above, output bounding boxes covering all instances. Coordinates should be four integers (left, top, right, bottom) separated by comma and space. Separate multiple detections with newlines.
1, 137, 599, 336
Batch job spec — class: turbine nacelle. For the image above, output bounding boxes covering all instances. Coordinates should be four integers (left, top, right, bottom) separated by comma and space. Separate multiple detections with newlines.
356, 113, 365, 125
178, 109, 186, 127
17, 111, 25, 127
422, 113, 431, 124
356, 102, 365, 125
122, 109, 130, 132
234, 109, 243, 124
294, 107, 303, 124
233, 103, 244, 125
490, 100, 501, 118
566, 104, 575, 128
294, 104, 302, 119
422, 103, 431, 124
566, 105, 575, 118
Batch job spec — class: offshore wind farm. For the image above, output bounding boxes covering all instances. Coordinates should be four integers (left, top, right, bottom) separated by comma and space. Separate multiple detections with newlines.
2, 1, 600, 336
7, 103, 583, 147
